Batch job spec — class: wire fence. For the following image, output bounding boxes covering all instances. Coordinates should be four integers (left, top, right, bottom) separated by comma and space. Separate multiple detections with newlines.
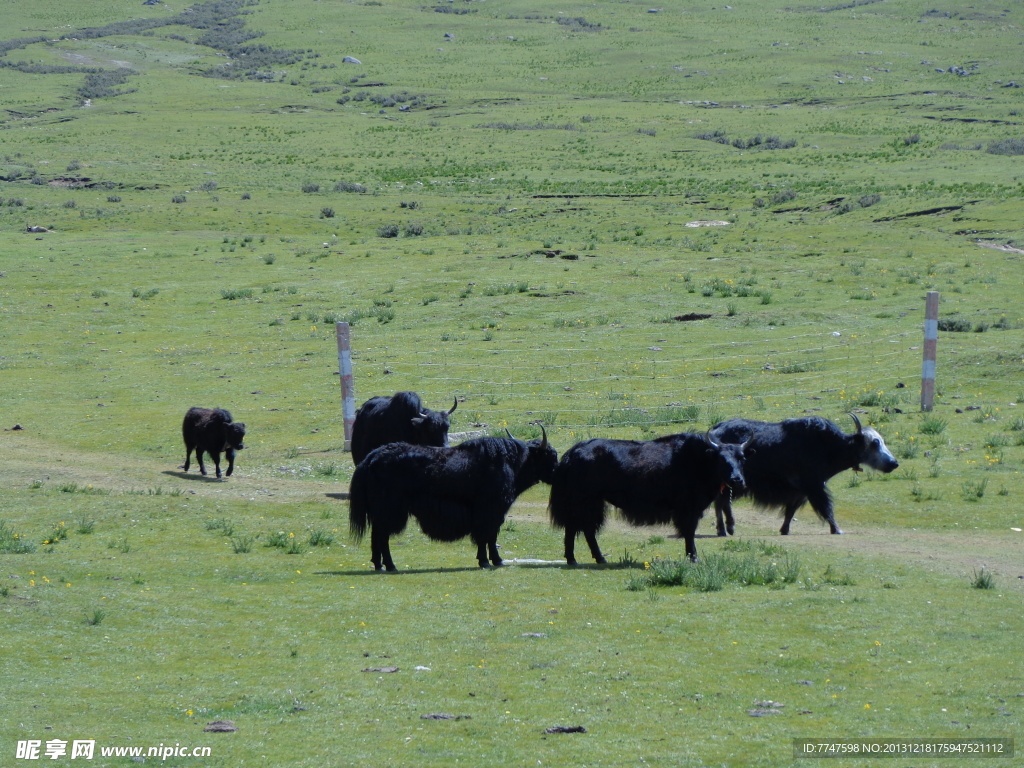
341, 320, 961, 436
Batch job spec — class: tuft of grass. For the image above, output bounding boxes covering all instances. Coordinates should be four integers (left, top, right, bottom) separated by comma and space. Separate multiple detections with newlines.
220, 288, 255, 300
971, 568, 995, 590
205, 518, 235, 536
962, 478, 988, 502
231, 535, 257, 554
919, 416, 948, 435
308, 529, 335, 547
820, 564, 856, 586
0, 521, 36, 554
640, 550, 800, 592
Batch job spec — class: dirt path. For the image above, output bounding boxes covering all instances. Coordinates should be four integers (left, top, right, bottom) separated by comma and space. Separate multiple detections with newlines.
508, 503, 1024, 591
4, 431, 1022, 590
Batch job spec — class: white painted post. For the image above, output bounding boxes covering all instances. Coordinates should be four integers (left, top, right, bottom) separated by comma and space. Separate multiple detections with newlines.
921, 291, 939, 412
336, 322, 356, 450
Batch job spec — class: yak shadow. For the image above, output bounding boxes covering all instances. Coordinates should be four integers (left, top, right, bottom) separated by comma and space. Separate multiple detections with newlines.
161, 469, 227, 483
315, 559, 629, 577
315, 566, 490, 577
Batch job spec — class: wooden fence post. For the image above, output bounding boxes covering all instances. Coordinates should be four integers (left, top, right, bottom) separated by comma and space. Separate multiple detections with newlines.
336, 322, 355, 450
921, 291, 939, 412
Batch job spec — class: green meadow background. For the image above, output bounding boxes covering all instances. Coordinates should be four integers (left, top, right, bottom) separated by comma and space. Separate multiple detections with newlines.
1, 0, 1021, 765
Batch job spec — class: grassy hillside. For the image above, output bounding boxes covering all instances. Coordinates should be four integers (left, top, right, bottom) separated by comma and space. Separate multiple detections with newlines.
1, 0, 1021, 765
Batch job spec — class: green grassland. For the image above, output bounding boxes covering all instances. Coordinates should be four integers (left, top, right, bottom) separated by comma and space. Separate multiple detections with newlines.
1, 0, 1022, 765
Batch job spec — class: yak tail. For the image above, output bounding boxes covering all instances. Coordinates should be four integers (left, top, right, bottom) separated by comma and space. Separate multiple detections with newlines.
348, 470, 369, 543
547, 469, 572, 530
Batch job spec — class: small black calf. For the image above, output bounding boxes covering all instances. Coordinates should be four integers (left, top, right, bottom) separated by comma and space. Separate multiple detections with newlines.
182, 407, 246, 479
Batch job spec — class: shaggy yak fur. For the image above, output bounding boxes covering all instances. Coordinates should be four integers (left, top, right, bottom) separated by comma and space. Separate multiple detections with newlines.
548, 432, 747, 564
349, 431, 557, 571
181, 407, 246, 479
350, 391, 458, 465
708, 413, 899, 536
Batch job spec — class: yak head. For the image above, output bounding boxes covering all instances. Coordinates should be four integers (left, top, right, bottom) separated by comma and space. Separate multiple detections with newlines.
506, 424, 559, 490
705, 431, 747, 493
225, 422, 246, 452
849, 413, 898, 473
410, 397, 458, 447
526, 424, 558, 485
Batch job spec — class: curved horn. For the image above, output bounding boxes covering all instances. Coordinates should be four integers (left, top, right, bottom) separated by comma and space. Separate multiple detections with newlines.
850, 412, 863, 434
505, 428, 515, 440
448, 397, 458, 415
705, 429, 720, 449
539, 423, 548, 449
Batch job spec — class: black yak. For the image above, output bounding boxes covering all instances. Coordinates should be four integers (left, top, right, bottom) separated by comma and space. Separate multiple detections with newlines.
709, 413, 899, 537
348, 429, 557, 571
181, 407, 246, 478
350, 391, 457, 465
548, 432, 747, 564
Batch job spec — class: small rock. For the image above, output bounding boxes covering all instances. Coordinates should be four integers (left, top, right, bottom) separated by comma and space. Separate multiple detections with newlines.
544, 725, 586, 734
203, 720, 238, 733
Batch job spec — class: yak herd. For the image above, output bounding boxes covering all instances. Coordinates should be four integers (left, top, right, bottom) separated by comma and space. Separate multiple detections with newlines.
181, 391, 899, 571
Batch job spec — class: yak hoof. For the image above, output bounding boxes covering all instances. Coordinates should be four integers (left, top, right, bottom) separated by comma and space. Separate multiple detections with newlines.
595, 555, 608, 565
831, 528, 844, 535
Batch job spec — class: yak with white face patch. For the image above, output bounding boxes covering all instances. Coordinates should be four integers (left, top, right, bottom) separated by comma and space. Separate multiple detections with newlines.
709, 413, 898, 537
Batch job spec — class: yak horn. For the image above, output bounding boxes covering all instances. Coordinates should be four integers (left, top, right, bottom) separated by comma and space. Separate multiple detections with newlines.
448, 397, 458, 415
539, 423, 548, 449
850, 412, 863, 434
505, 428, 515, 440
705, 429, 720, 449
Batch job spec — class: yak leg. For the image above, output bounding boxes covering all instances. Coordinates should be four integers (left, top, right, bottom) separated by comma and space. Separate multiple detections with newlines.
183, 443, 195, 473
195, 449, 208, 476
779, 501, 804, 535
487, 538, 503, 568
563, 529, 579, 565
714, 491, 735, 537
679, 515, 701, 563
224, 448, 236, 477
563, 528, 606, 566
474, 541, 490, 568
582, 530, 606, 564
473, 523, 503, 568
807, 487, 842, 534
371, 528, 397, 572
210, 450, 223, 479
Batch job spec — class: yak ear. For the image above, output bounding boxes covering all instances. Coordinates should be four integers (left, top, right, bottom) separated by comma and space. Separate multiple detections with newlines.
448, 397, 458, 415
411, 416, 426, 427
